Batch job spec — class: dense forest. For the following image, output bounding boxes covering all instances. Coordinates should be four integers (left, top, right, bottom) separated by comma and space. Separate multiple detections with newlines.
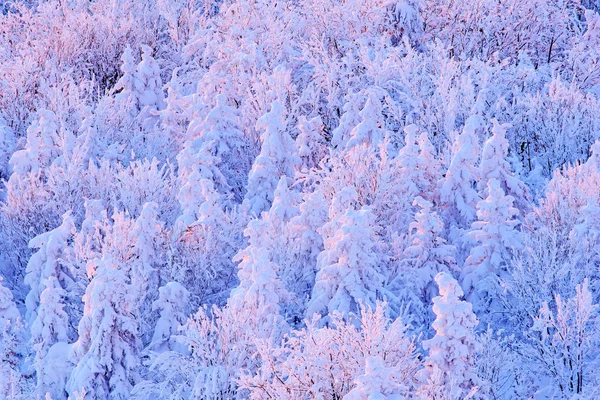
1, 0, 600, 398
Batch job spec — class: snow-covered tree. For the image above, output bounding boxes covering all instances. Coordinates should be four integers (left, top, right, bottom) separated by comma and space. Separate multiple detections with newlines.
261, 177, 303, 304
440, 116, 482, 229
524, 278, 599, 397
0, 276, 24, 398
419, 272, 480, 399
296, 115, 328, 171
67, 255, 141, 400
0, 116, 16, 182
149, 281, 189, 353
244, 100, 300, 216
2, 108, 73, 283
30, 276, 70, 399
332, 92, 366, 149
8, 109, 62, 176
240, 303, 420, 399
130, 201, 164, 345
24, 211, 76, 328
307, 207, 385, 321
320, 186, 359, 242
374, 125, 438, 240
113, 45, 164, 120
344, 355, 408, 400
288, 190, 329, 300
135, 45, 165, 115
389, 197, 457, 327
416, 131, 443, 203
183, 93, 250, 202
174, 165, 215, 236
267, 176, 302, 227
346, 93, 386, 149
230, 217, 290, 339
478, 119, 531, 212
462, 179, 523, 311
73, 199, 107, 266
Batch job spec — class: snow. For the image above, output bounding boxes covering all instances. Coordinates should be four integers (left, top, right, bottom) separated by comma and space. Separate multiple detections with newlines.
2, 0, 600, 397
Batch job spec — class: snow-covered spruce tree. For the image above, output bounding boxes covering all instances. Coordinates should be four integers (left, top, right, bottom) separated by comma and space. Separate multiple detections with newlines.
152, 219, 290, 399
149, 281, 189, 354
478, 119, 531, 213
462, 179, 523, 314
332, 91, 366, 149
307, 206, 385, 322
130, 201, 164, 345
73, 199, 107, 267
135, 45, 166, 117
183, 93, 250, 202
90, 44, 167, 163
288, 189, 330, 304
416, 131, 444, 203
229, 218, 290, 338
388, 197, 457, 329
440, 115, 482, 231
24, 211, 76, 329
67, 255, 141, 400
170, 175, 242, 304
267, 176, 302, 227
345, 92, 386, 150
344, 356, 409, 400
419, 272, 481, 399
261, 177, 303, 304
113, 45, 164, 124
30, 276, 71, 399
243, 100, 300, 216
375, 125, 441, 242
0, 276, 24, 398
0, 116, 16, 183
1, 109, 69, 286
174, 164, 215, 237
296, 115, 328, 171
374, 125, 420, 239
112, 45, 138, 120
319, 186, 359, 243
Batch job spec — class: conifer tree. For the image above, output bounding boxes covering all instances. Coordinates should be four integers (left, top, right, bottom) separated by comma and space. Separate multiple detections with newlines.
0, 276, 23, 398
149, 281, 189, 353
478, 119, 531, 212
389, 197, 457, 327
419, 272, 480, 398
244, 100, 300, 216
30, 276, 70, 399
68, 255, 141, 400
296, 115, 327, 171
346, 93, 385, 149
462, 179, 522, 311
130, 202, 164, 345
440, 116, 482, 229
307, 207, 384, 321
24, 211, 76, 328
183, 94, 249, 202
332, 92, 366, 149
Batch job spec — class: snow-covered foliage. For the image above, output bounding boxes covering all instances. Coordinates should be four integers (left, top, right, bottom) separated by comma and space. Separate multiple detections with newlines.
67, 256, 141, 400
2, 0, 600, 397
149, 281, 189, 353
419, 272, 481, 398
462, 179, 523, 315
307, 207, 385, 322
243, 100, 300, 216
